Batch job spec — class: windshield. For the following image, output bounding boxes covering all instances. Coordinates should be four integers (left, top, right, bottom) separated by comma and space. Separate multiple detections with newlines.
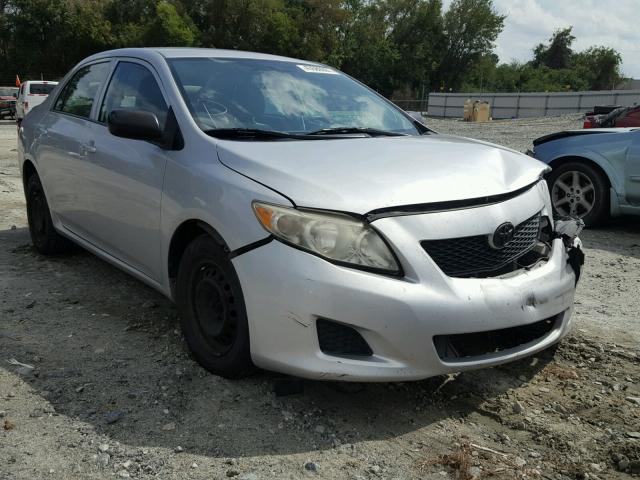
28, 83, 56, 95
168, 57, 419, 136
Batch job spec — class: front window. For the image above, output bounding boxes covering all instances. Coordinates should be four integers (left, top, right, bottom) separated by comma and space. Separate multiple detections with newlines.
168, 57, 418, 136
99, 61, 168, 129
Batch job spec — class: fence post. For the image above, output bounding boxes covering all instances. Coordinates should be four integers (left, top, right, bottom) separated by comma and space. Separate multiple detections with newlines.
515, 94, 520, 118
613, 92, 619, 106
443, 95, 448, 118
543, 95, 549, 116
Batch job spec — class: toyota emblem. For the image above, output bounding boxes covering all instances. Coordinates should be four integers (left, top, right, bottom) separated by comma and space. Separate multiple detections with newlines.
490, 222, 515, 249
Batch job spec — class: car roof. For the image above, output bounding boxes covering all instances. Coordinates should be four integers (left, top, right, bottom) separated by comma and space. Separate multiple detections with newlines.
81, 47, 320, 66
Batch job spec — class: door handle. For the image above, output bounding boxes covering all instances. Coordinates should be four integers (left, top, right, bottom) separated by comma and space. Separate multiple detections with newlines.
80, 141, 97, 154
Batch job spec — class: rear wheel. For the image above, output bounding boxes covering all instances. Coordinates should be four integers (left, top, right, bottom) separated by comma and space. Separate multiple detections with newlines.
176, 235, 254, 378
547, 161, 609, 227
25, 172, 75, 254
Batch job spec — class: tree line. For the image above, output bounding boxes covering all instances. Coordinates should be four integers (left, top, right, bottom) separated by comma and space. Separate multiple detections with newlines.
462, 27, 624, 92
0, 0, 624, 97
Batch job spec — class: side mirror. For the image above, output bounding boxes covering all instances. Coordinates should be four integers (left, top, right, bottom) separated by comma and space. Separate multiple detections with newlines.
12, 92, 17, 98
107, 109, 163, 141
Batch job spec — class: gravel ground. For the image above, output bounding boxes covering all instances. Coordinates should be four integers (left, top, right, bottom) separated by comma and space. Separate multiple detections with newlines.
425, 114, 584, 154
1, 117, 639, 480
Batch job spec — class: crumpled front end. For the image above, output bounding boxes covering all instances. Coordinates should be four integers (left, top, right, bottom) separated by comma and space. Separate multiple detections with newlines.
232, 181, 584, 381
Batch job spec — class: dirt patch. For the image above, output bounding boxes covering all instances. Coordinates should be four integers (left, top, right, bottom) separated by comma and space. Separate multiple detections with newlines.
1, 120, 639, 479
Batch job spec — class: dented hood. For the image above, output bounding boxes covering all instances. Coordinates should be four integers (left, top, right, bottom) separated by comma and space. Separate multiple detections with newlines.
216, 134, 548, 214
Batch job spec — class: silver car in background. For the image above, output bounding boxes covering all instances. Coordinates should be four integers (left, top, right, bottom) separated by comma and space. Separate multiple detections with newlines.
18, 48, 583, 381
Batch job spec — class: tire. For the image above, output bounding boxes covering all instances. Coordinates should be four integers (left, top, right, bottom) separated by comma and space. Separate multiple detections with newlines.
546, 161, 609, 227
176, 235, 255, 378
25, 173, 76, 254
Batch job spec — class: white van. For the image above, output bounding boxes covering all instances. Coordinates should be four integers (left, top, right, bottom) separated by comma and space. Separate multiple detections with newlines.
16, 81, 58, 121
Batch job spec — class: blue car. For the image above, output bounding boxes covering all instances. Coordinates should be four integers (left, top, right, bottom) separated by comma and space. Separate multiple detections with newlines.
530, 128, 640, 226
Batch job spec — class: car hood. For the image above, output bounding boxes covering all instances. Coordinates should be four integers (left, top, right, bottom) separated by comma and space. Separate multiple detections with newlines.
216, 134, 549, 214
533, 128, 639, 146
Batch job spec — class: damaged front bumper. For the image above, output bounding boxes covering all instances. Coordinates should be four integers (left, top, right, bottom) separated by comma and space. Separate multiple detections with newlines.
232, 182, 585, 381
232, 230, 583, 382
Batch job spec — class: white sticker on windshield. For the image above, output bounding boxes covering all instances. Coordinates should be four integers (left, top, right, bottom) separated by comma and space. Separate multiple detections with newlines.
296, 64, 339, 75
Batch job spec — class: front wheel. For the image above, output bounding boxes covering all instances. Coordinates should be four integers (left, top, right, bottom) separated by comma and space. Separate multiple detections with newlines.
176, 235, 255, 379
546, 161, 609, 227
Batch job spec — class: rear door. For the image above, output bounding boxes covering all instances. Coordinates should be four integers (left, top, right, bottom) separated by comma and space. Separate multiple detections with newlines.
35, 61, 112, 233
78, 59, 171, 280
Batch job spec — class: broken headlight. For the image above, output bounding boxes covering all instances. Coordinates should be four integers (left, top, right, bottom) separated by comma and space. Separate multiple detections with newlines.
252, 202, 400, 274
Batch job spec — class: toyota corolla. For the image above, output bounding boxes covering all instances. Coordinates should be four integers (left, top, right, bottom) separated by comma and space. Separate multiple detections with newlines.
18, 48, 584, 381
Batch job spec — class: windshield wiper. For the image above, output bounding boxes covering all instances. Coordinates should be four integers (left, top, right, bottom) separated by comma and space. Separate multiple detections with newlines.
306, 127, 407, 137
203, 128, 309, 140
203, 127, 406, 140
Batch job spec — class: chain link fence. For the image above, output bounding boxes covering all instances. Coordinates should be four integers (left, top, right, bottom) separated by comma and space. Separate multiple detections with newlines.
390, 98, 429, 113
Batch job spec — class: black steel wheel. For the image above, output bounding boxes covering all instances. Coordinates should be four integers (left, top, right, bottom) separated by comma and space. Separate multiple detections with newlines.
25, 172, 75, 254
176, 235, 254, 378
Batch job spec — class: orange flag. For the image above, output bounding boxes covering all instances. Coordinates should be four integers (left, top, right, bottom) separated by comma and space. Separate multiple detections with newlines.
15, 75, 20, 87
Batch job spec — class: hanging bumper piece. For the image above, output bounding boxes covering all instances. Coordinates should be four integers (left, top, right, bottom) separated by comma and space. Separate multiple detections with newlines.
554, 217, 585, 284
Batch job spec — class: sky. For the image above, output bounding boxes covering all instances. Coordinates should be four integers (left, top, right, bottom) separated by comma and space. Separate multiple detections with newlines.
442, 0, 640, 78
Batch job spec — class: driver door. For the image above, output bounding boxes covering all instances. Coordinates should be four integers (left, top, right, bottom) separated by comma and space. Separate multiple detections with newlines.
80, 60, 171, 281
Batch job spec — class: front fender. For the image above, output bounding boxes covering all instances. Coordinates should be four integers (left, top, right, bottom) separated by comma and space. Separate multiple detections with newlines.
546, 148, 624, 194
160, 154, 291, 294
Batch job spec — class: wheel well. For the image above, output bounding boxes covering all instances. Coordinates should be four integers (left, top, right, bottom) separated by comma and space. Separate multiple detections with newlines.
167, 220, 228, 289
22, 160, 37, 189
548, 156, 611, 188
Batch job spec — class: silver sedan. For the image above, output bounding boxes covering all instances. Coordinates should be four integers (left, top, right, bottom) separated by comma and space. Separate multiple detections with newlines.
18, 48, 583, 381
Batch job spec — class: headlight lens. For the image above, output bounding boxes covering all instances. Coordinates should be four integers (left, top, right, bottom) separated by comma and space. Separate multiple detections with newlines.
252, 202, 400, 273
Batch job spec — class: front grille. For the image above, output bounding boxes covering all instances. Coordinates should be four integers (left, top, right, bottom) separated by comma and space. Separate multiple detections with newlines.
317, 319, 373, 357
421, 212, 541, 278
433, 314, 561, 361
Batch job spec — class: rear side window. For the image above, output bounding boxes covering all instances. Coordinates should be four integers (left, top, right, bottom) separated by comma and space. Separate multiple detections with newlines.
98, 61, 168, 129
54, 62, 110, 119
29, 83, 56, 95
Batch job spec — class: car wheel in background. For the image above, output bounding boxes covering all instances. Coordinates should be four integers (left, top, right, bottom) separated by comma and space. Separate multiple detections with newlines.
547, 161, 609, 227
25, 173, 76, 254
176, 235, 255, 378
